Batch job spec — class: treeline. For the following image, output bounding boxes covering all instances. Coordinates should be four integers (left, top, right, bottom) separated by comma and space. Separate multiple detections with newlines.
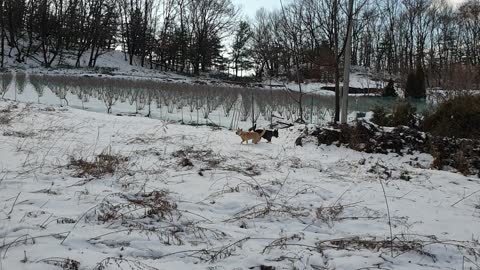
248, 0, 480, 90
0, 0, 117, 68
0, 0, 479, 89
0, 0, 237, 74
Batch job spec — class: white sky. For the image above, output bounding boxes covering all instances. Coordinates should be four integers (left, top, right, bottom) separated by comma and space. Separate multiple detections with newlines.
232, 0, 467, 21
232, 0, 287, 21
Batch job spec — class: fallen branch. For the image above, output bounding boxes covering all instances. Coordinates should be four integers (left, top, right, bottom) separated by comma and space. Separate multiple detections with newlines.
7, 192, 21, 216
451, 188, 480, 207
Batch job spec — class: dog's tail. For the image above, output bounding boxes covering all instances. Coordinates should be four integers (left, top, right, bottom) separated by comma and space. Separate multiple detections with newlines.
259, 128, 266, 137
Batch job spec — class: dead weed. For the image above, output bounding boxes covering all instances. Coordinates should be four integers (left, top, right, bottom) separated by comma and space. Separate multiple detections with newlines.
68, 151, 128, 178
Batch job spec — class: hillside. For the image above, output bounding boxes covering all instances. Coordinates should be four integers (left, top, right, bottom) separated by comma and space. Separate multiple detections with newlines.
2, 47, 382, 95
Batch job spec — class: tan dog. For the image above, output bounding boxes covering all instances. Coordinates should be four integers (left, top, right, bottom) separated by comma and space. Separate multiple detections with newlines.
235, 129, 266, 144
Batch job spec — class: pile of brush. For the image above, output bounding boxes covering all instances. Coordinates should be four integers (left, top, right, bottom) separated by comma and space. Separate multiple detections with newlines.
297, 120, 480, 176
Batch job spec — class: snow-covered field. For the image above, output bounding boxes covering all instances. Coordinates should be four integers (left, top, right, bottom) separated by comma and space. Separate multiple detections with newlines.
0, 100, 479, 270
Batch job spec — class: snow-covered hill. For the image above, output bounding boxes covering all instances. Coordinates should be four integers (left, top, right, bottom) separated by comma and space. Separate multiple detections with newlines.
3, 49, 192, 82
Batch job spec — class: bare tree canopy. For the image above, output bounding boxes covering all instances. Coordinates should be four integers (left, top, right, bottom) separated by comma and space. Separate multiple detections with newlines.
0, 0, 478, 95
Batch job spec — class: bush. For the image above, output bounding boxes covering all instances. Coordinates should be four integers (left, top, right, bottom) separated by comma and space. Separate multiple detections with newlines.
422, 95, 480, 139
371, 106, 390, 126
391, 102, 417, 128
371, 102, 417, 128
429, 137, 480, 176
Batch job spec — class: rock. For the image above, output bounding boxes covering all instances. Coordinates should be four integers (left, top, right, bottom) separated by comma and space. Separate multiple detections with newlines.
295, 136, 303, 147
359, 158, 366, 165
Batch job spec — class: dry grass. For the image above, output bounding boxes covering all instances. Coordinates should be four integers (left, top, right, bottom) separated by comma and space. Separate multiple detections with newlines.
226, 202, 310, 222
38, 257, 80, 270
3, 130, 35, 138
319, 236, 428, 256
315, 204, 344, 226
95, 190, 177, 223
83, 190, 192, 246
317, 234, 480, 261
68, 151, 127, 178
172, 146, 225, 168
93, 257, 159, 270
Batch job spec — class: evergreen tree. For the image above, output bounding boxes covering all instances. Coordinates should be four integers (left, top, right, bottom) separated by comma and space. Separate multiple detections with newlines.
231, 21, 252, 78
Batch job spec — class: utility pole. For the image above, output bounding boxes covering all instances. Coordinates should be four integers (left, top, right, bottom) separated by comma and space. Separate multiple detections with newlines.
341, 0, 354, 124
0, 0, 4, 68
251, 90, 255, 128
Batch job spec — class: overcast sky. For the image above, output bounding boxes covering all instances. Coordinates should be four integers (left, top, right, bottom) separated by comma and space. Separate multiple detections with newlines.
231, 0, 285, 21
232, 0, 466, 22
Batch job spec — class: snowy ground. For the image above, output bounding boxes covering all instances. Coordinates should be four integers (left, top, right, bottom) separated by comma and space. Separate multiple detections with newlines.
0, 100, 479, 270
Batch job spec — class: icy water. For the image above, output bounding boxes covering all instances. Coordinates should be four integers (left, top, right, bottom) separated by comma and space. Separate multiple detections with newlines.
0, 73, 431, 128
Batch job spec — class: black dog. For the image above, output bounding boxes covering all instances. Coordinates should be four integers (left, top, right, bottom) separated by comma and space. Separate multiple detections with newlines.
248, 125, 279, 143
